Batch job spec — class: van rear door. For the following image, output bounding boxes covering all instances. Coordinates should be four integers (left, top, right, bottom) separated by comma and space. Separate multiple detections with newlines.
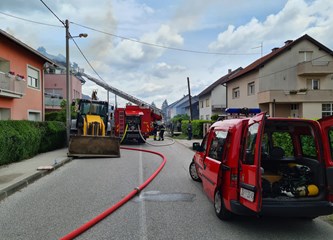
239, 112, 266, 212
318, 116, 333, 201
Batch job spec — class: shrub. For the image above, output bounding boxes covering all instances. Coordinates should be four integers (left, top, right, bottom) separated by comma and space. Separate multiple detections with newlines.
0, 120, 66, 166
37, 121, 66, 153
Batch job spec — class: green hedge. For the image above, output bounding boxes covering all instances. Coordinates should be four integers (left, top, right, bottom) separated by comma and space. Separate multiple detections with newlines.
0, 120, 66, 166
181, 120, 213, 138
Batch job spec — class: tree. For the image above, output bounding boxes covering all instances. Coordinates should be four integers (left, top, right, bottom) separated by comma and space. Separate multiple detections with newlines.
151, 102, 156, 108
161, 99, 168, 120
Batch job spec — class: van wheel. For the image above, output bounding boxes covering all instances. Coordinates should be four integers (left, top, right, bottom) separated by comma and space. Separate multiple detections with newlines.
189, 161, 201, 182
214, 190, 232, 220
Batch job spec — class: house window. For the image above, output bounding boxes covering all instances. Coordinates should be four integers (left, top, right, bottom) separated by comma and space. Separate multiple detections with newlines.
27, 66, 40, 89
200, 101, 204, 108
28, 111, 41, 121
299, 51, 313, 62
232, 87, 240, 99
322, 104, 333, 117
312, 79, 320, 90
248, 82, 255, 95
291, 104, 298, 110
205, 98, 210, 107
0, 108, 11, 120
206, 115, 210, 120
200, 115, 204, 120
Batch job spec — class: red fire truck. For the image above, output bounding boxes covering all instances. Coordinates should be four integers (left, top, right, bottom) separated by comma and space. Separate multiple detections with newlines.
189, 108, 333, 220
76, 72, 163, 143
114, 104, 162, 143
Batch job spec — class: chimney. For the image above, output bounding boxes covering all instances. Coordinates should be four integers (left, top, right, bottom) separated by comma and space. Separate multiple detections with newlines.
284, 40, 293, 45
271, 47, 279, 52
228, 69, 232, 74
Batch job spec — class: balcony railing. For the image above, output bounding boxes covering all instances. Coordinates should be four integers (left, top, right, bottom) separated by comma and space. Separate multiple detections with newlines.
45, 96, 63, 110
257, 89, 333, 104
297, 61, 333, 76
0, 72, 26, 98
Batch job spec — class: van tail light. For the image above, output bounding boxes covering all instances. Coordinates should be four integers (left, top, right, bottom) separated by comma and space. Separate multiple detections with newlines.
230, 167, 238, 187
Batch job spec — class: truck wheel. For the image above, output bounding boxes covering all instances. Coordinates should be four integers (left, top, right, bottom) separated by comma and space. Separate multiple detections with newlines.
214, 190, 232, 220
189, 161, 201, 182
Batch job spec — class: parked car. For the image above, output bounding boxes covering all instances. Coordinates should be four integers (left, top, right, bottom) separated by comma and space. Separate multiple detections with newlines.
189, 108, 333, 220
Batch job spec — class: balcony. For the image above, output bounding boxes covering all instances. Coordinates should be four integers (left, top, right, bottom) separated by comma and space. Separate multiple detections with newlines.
258, 89, 333, 104
45, 93, 63, 111
0, 72, 26, 98
297, 61, 333, 76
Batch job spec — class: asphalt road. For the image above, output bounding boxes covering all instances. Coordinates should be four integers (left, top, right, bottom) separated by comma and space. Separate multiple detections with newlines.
0, 140, 333, 240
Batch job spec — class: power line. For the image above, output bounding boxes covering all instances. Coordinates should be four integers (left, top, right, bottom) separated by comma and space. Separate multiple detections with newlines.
40, 0, 65, 26
71, 21, 260, 56
0, 11, 63, 28
70, 36, 107, 84
3, 4, 331, 89
0, 9, 260, 56
38, 0, 107, 85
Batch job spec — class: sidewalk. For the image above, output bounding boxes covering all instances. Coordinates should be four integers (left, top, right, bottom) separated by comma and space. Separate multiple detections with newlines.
175, 138, 202, 150
0, 148, 71, 202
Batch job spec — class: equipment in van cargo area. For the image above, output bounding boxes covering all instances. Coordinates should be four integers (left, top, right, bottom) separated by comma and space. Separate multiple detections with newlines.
262, 163, 319, 198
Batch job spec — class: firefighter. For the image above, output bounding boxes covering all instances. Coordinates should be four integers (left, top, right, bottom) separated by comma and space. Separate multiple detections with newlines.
187, 120, 193, 140
158, 122, 166, 141
152, 121, 158, 140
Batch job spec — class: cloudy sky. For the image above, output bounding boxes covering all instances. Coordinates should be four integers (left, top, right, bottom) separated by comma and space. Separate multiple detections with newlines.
1, 0, 333, 108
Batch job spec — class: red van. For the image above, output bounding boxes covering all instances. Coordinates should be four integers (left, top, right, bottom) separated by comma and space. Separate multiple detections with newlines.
189, 109, 333, 220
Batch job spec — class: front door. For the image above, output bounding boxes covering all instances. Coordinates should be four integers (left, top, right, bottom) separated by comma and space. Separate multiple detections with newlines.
239, 112, 266, 212
201, 129, 228, 201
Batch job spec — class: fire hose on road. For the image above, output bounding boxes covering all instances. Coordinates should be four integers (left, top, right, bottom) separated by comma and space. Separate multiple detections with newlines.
60, 147, 167, 240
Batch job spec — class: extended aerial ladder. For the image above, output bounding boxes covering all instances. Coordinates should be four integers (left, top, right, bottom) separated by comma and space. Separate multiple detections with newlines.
76, 72, 162, 115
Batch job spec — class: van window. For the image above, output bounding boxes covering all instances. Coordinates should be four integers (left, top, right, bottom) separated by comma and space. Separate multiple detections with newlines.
208, 130, 228, 161
300, 135, 317, 158
244, 123, 259, 164
271, 132, 294, 157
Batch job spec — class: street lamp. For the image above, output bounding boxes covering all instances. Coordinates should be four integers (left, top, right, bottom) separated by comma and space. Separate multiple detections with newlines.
65, 19, 88, 146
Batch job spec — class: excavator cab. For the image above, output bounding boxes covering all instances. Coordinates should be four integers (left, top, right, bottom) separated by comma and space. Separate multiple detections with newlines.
68, 91, 120, 158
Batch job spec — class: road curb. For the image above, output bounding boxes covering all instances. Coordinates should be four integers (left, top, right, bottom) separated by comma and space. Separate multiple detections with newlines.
0, 157, 72, 202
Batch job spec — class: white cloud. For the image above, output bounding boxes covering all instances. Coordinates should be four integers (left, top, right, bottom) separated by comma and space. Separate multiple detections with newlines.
208, 0, 332, 54
152, 62, 186, 78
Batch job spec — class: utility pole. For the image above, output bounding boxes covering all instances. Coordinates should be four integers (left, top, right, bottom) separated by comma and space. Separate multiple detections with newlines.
187, 77, 193, 121
65, 19, 71, 146
65, 20, 88, 146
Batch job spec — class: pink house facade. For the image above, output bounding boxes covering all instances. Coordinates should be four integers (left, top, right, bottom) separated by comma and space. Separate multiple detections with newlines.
44, 73, 83, 112
0, 30, 55, 121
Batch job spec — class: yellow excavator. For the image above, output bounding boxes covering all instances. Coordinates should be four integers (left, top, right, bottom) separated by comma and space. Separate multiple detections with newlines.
68, 91, 120, 157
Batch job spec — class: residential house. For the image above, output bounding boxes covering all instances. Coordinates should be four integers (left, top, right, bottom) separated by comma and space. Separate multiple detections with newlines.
183, 95, 199, 120
225, 34, 333, 119
44, 72, 85, 112
165, 95, 191, 122
0, 30, 56, 120
198, 68, 242, 120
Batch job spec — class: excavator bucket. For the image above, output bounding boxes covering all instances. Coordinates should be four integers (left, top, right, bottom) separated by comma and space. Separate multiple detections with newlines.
68, 135, 120, 158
